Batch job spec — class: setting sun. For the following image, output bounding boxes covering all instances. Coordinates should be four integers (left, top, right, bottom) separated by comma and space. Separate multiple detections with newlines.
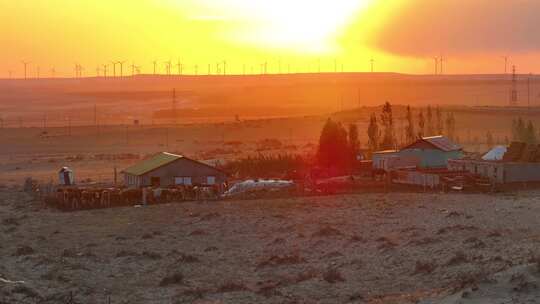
217, 0, 375, 53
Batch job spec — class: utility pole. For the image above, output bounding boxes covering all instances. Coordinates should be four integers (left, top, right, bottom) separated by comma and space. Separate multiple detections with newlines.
172, 88, 177, 125
527, 74, 531, 110
223, 60, 226, 75
43, 114, 47, 132
439, 55, 444, 75
194, 64, 198, 75
434, 57, 439, 75
510, 65, 518, 107
153, 60, 158, 75
370, 58, 374, 73
208, 64, 211, 75
8, 70, 13, 79
102, 64, 108, 78
503, 56, 508, 74
50, 67, 56, 78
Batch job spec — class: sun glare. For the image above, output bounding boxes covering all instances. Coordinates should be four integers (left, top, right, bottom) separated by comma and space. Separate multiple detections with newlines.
185, 0, 375, 54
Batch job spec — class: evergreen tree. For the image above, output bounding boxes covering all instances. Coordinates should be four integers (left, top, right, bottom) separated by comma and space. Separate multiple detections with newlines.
348, 124, 360, 158
512, 117, 526, 142
418, 110, 425, 138
526, 121, 537, 144
317, 118, 350, 170
435, 106, 444, 135
405, 105, 415, 144
445, 112, 456, 140
367, 113, 380, 151
426, 105, 434, 136
486, 131, 494, 147
380, 102, 396, 149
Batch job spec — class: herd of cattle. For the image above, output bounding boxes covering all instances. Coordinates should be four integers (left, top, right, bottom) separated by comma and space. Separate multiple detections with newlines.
45, 185, 221, 211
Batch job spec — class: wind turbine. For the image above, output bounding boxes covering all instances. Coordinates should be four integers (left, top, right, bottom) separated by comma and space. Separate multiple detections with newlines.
152, 60, 158, 75
433, 56, 439, 75
370, 58, 375, 73
102, 64, 108, 77
223, 60, 227, 75
74, 64, 82, 78
118, 61, 126, 77
164, 61, 172, 75
176, 59, 183, 75
111, 61, 117, 77
502, 56, 508, 74
130, 62, 137, 76
439, 55, 444, 75
79, 65, 84, 78
21, 61, 30, 80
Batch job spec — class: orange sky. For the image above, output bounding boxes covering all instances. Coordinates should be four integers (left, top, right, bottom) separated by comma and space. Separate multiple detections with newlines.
1, 0, 540, 78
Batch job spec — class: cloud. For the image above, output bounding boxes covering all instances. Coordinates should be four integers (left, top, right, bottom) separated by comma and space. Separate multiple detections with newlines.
368, 0, 540, 57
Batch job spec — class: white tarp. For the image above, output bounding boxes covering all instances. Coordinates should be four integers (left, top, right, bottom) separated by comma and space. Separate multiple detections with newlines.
482, 146, 507, 161
223, 179, 294, 197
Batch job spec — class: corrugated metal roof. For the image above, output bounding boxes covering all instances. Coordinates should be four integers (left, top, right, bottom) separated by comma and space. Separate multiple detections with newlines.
423, 136, 462, 152
122, 152, 182, 176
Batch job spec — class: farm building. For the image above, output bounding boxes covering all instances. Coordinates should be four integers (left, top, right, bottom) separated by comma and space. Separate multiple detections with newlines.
122, 152, 227, 188
449, 142, 540, 184
373, 136, 462, 171
399, 136, 463, 169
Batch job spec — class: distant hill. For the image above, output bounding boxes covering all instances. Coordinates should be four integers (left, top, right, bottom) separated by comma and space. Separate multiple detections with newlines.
0, 73, 538, 127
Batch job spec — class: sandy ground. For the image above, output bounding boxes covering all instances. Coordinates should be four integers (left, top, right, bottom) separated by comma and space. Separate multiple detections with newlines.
2, 188, 540, 303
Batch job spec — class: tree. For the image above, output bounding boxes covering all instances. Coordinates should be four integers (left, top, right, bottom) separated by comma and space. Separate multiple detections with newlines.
405, 105, 415, 144
380, 102, 396, 149
445, 112, 456, 140
435, 106, 443, 135
512, 117, 527, 142
317, 118, 350, 170
367, 113, 380, 151
348, 124, 360, 159
418, 110, 425, 138
525, 120, 537, 144
426, 105, 434, 136
486, 131, 494, 147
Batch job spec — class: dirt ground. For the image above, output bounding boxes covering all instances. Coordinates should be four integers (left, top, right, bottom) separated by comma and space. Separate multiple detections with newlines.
2, 188, 540, 304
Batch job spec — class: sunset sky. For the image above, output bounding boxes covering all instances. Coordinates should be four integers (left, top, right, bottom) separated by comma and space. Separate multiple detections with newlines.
1, 0, 540, 78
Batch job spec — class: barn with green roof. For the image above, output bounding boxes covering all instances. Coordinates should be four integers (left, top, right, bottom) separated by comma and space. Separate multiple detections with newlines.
122, 152, 227, 188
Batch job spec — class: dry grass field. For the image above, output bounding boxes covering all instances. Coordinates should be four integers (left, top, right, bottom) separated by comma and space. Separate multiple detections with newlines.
2, 189, 540, 303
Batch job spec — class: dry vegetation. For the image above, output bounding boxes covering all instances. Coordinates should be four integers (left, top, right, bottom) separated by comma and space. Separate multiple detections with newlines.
2, 188, 540, 303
